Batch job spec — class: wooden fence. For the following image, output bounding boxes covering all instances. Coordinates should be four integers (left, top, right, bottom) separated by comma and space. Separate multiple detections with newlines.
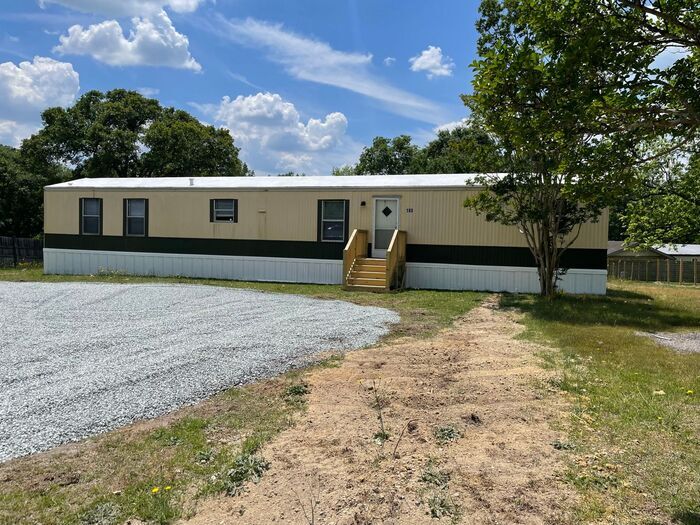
608, 258, 699, 286
0, 236, 43, 267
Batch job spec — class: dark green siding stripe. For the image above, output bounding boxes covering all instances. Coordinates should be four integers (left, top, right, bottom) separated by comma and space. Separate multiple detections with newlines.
44, 234, 606, 269
405, 244, 607, 270
45, 234, 346, 260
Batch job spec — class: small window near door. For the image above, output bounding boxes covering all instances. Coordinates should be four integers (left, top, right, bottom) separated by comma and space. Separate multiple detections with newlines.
124, 198, 147, 236
80, 198, 101, 235
210, 199, 238, 223
319, 200, 347, 242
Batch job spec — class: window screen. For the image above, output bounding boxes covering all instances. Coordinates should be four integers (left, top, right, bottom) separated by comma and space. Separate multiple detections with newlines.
320, 200, 346, 242
80, 198, 101, 235
125, 199, 147, 236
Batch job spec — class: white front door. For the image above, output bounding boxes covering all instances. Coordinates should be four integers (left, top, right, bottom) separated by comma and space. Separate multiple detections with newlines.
372, 198, 399, 258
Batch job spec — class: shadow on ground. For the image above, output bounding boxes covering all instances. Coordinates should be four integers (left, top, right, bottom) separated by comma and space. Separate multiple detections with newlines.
500, 289, 700, 332
675, 511, 700, 525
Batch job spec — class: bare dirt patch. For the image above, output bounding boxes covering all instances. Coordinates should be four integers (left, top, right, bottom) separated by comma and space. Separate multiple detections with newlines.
182, 297, 575, 524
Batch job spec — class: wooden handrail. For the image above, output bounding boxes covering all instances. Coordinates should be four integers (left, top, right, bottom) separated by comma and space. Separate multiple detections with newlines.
343, 229, 367, 285
385, 229, 406, 290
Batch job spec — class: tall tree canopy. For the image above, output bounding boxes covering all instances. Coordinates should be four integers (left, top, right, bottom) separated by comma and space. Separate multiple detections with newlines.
0, 146, 67, 238
520, 0, 700, 248
621, 148, 700, 246
348, 121, 505, 175
464, 0, 700, 295
416, 124, 506, 173
354, 135, 421, 175
21, 89, 249, 178
569, 1, 700, 144
464, 0, 644, 296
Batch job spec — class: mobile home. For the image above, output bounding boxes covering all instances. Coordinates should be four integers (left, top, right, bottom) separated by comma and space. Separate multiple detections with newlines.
43, 174, 608, 294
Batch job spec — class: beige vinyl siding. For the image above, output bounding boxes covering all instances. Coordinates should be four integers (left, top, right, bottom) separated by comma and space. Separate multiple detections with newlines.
44, 187, 608, 250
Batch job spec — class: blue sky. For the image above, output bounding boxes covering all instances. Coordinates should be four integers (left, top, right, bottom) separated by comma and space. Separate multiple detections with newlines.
0, 0, 480, 175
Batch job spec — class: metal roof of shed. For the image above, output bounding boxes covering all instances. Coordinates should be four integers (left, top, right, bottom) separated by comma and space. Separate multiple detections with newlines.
46, 173, 496, 191
657, 244, 700, 256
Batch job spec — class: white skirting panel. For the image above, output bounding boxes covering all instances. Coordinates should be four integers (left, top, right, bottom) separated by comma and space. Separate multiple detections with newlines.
44, 249, 606, 294
404, 262, 607, 295
43, 249, 343, 285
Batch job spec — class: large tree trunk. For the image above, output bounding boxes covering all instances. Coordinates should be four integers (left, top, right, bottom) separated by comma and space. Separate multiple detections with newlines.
534, 245, 558, 297
528, 206, 561, 298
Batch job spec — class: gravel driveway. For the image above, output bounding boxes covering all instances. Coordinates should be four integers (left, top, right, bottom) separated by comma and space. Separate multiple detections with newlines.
0, 282, 399, 462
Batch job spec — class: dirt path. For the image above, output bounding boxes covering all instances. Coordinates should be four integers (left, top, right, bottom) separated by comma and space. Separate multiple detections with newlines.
182, 297, 575, 525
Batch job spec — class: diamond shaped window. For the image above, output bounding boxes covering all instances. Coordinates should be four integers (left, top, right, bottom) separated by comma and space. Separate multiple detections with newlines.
382, 206, 393, 217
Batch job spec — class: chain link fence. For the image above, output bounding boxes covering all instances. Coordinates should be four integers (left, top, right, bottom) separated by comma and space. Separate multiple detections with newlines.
608, 258, 699, 285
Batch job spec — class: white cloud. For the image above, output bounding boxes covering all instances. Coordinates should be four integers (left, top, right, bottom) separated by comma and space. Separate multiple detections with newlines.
0, 56, 79, 146
0, 120, 38, 147
383, 56, 395, 66
434, 118, 469, 133
39, 0, 205, 17
203, 17, 447, 124
54, 10, 201, 71
409, 45, 455, 79
206, 92, 359, 174
226, 71, 263, 90
136, 87, 160, 97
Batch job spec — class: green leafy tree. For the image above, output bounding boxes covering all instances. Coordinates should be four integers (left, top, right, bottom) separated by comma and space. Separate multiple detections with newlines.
21, 89, 247, 178
348, 120, 505, 176
331, 165, 355, 177
141, 109, 247, 177
622, 150, 700, 246
0, 146, 67, 237
354, 135, 420, 175
520, 0, 700, 247
416, 122, 505, 174
577, 1, 700, 141
464, 0, 639, 296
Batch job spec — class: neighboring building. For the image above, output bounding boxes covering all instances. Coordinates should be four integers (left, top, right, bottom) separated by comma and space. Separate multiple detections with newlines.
607, 241, 700, 283
607, 242, 700, 262
44, 174, 608, 294
657, 244, 700, 262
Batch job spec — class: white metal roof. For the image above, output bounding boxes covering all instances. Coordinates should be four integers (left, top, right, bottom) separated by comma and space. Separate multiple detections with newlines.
607, 241, 700, 257
656, 244, 700, 256
46, 173, 496, 191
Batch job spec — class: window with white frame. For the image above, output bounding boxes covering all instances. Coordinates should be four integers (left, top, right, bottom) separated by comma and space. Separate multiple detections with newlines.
125, 198, 147, 236
81, 198, 101, 235
320, 200, 346, 242
211, 199, 237, 222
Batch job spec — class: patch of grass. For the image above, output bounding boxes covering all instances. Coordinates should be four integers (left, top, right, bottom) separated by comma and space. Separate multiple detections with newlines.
419, 460, 451, 489
433, 425, 461, 445
426, 491, 462, 522
417, 459, 460, 522
372, 430, 390, 445
502, 280, 700, 522
0, 263, 486, 340
208, 452, 270, 497
284, 383, 310, 408
126, 483, 180, 525
77, 501, 121, 525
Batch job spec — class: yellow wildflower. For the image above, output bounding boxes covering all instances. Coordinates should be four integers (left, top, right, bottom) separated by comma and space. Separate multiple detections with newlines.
687, 390, 694, 395
151, 487, 160, 494
165, 486, 172, 491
